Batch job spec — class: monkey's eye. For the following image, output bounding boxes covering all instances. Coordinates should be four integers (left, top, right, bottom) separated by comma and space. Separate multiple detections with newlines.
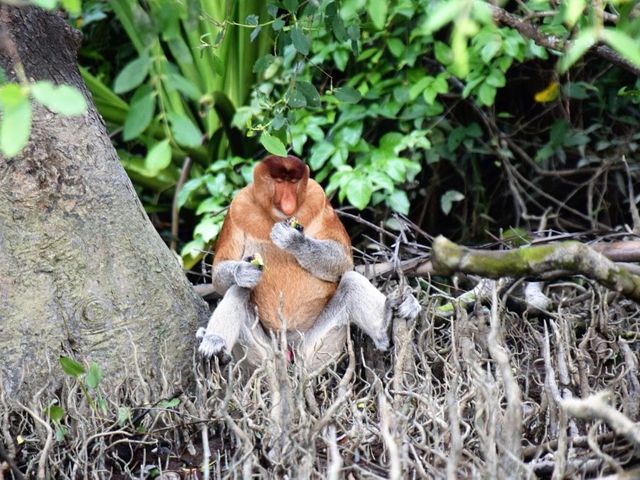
275, 178, 284, 183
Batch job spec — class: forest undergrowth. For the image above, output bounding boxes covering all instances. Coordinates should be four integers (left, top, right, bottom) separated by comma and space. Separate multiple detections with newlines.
2, 224, 640, 480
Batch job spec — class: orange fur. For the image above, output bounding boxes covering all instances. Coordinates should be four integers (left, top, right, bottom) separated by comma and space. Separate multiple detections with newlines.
212, 157, 352, 332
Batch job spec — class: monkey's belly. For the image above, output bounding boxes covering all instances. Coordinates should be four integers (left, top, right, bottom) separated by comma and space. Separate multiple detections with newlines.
250, 251, 336, 332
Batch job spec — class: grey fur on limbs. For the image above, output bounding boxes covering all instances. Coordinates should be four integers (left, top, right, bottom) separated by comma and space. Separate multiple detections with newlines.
197, 271, 390, 373
270, 221, 351, 282
211, 260, 262, 295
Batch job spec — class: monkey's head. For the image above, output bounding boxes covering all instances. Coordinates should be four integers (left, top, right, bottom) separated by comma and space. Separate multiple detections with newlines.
254, 155, 310, 219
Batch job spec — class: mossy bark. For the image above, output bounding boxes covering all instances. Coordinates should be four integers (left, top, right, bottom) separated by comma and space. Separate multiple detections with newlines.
0, 8, 209, 399
432, 236, 640, 302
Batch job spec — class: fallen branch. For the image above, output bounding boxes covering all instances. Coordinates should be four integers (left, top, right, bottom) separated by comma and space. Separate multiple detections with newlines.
431, 236, 640, 302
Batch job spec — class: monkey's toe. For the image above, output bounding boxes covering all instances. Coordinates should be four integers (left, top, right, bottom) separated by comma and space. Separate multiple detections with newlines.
198, 334, 231, 364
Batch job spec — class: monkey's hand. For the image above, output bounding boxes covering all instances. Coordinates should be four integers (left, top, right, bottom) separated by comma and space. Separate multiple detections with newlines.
270, 220, 305, 251
196, 328, 232, 364
233, 260, 263, 289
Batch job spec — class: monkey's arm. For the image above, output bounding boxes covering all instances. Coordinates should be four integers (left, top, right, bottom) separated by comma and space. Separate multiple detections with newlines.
270, 221, 352, 282
211, 260, 262, 294
211, 213, 262, 295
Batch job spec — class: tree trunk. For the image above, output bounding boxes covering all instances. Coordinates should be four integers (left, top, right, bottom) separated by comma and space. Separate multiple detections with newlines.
0, 7, 209, 399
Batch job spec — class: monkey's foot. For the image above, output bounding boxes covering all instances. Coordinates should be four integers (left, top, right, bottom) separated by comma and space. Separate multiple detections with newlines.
386, 287, 421, 321
198, 332, 232, 365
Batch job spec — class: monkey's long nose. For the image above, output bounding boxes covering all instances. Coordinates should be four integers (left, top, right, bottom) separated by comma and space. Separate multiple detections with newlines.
280, 189, 297, 216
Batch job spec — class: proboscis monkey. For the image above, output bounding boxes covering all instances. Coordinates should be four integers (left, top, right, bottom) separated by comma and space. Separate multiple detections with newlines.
196, 155, 419, 371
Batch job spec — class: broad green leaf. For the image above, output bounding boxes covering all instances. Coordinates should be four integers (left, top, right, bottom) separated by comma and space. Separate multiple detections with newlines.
86, 362, 103, 389
334, 86, 361, 104
309, 141, 336, 170
47, 405, 65, 423
31, 81, 87, 116
32, 0, 56, 9
158, 398, 181, 408
117, 406, 132, 426
177, 177, 205, 209
0, 95, 31, 158
418, 0, 464, 35
59, 356, 85, 378
167, 112, 202, 148
245, 14, 259, 25
123, 90, 155, 140
387, 190, 410, 214
113, 55, 151, 94
260, 131, 287, 156
601, 28, 640, 67
291, 27, 310, 56
440, 189, 465, 215
61, 0, 81, 15
367, 0, 387, 30
166, 73, 201, 101
145, 139, 172, 172
253, 54, 276, 73
288, 88, 307, 108
297, 81, 321, 107
477, 82, 496, 106
558, 29, 596, 72
345, 175, 372, 210
194, 216, 222, 241
563, 0, 586, 28
283, 0, 298, 13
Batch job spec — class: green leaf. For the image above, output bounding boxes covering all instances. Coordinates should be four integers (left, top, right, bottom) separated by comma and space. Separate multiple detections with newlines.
167, 112, 202, 148
601, 28, 640, 67
558, 29, 596, 72
418, 0, 464, 35
61, 0, 81, 15
86, 362, 103, 389
253, 54, 276, 73
291, 27, 310, 56
288, 88, 307, 108
158, 398, 181, 409
297, 81, 321, 107
367, 0, 387, 30
145, 139, 172, 172
260, 131, 287, 156
166, 73, 201, 101
117, 406, 132, 426
31, 0, 56, 9
477, 82, 496, 106
245, 14, 259, 25
123, 89, 155, 140
563, 0, 586, 28
345, 175, 372, 210
177, 177, 205, 209
440, 189, 465, 215
47, 405, 65, 423
0, 86, 31, 158
334, 86, 361, 104
59, 356, 86, 378
113, 55, 151, 94
30, 81, 87, 116
387, 190, 410, 214
309, 141, 336, 169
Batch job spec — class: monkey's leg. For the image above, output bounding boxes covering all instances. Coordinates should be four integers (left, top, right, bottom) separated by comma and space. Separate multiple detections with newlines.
197, 286, 272, 368
197, 286, 253, 359
300, 271, 389, 371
